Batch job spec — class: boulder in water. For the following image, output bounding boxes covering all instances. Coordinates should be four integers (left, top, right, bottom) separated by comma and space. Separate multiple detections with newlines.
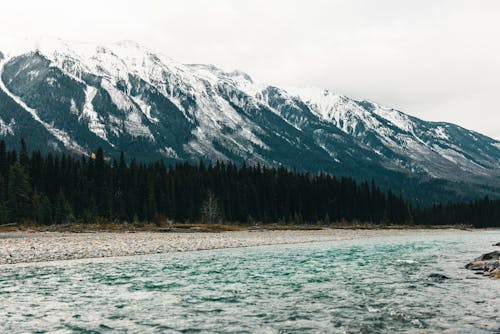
466, 251, 500, 279
475, 251, 499, 261
428, 273, 450, 281
465, 261, 485, 270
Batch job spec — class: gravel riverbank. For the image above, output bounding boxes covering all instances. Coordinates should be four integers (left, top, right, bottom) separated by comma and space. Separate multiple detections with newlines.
0, 229, 470, 265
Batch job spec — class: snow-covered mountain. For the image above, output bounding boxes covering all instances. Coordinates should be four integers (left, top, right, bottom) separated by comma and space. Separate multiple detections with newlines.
1, 37, 499, 202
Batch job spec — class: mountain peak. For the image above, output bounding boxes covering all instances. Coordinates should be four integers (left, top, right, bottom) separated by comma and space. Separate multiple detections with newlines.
0, 37, 499, 201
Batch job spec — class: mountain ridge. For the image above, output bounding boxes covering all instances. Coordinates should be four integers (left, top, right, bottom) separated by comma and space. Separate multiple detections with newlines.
0, 37, 499, 203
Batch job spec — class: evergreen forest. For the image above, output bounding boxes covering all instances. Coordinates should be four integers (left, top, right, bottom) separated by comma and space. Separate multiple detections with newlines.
0, 140, 498, 228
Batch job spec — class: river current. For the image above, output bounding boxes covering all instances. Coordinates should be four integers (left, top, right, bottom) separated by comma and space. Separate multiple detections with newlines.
1, 230, 499, 333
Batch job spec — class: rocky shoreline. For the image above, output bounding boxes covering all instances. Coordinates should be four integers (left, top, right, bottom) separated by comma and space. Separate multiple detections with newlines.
465, 243, 500, 279
0, 229, 469, 265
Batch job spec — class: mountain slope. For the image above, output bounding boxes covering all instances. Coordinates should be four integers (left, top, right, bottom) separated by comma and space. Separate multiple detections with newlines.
0, 38, 499, 203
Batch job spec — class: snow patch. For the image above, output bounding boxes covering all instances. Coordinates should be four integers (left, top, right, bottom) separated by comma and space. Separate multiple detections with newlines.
185, 131, 228, 161
79, 86, 108, 141
70, 98, 78, 114
101, 80, 154, 140
27, 70, 40, 80
131, 95, 159, 123
370, 102, 414, 133
0, 117, 15, 136
102, 80, 134, 111
316, 141, 340, 163
46, 77, 57, 86
107, 115, 122, 137
159, 146, 179, 159
434, 126, 449, 140
124, 110, 154, 140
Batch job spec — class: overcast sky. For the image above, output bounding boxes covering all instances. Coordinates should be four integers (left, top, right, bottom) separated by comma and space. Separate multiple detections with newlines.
0, 0, 499, 139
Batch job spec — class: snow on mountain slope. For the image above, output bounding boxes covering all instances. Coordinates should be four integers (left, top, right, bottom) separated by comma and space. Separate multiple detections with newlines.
286, 87, 383, 133
286, 86, 499, 180
0, 37, 499, 193
1, 38, 270, 161
0, 57, 87, 154
80, 85, 108, 141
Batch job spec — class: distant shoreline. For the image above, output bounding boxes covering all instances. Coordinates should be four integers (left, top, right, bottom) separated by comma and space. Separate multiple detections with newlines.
0, 228, 483, 266
0, 222, 481, 234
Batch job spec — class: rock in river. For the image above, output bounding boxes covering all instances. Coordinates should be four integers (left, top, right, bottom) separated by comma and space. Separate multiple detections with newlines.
428, 273, 450, 281
465, 251, 500, 279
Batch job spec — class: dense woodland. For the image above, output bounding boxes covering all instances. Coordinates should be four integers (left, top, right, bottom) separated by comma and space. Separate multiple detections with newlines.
0, 140, 498, 227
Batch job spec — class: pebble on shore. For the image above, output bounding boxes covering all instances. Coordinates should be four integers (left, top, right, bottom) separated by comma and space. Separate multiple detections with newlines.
0, 229, 468, 265
0, 230, 353, 265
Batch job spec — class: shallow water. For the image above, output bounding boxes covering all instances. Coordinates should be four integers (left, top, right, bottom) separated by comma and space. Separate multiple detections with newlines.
0, 231, 499, 333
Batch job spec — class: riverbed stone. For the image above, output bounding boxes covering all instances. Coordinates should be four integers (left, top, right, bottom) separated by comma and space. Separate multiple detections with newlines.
466, 250, 500, 279
428, 273, 450, 281
475, 251, 499, 261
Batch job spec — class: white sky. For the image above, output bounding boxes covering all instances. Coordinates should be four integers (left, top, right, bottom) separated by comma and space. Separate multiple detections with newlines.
0, 0, 499, 139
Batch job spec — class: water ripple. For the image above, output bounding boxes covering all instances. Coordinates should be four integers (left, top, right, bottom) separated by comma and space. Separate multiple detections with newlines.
1, 231, 499, 333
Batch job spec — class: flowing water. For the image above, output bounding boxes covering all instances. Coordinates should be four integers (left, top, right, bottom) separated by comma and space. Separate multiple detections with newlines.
0, 230, 499, 333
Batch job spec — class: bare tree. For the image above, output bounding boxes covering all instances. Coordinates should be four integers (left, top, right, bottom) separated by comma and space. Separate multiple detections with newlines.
200, 191, 222, 224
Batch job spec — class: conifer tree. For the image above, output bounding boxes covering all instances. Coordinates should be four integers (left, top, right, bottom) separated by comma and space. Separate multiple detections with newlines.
40, 195, 53, 225
7, 162, 32, 223
0, 174, 9, 225
0, 139, 496, 228
54, 190, 74, 224
19, 139, 30, 170
32, 190, 43, 224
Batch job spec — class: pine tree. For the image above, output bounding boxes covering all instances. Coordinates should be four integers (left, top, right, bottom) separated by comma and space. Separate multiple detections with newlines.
32, 190, 43, 223
54, 190, 74, 224
40, 195, 53, 225
82, 197, 97, 224
0, 175, 9, 225
19, 139, 30, 170
7, 162, 32, 223
0, 140, 7, 180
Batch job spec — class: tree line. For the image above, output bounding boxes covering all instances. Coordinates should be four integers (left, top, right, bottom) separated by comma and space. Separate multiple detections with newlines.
0, 140, 498, 227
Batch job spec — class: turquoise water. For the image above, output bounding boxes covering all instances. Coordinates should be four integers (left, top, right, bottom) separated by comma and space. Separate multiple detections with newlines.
1, 231, 499, 333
